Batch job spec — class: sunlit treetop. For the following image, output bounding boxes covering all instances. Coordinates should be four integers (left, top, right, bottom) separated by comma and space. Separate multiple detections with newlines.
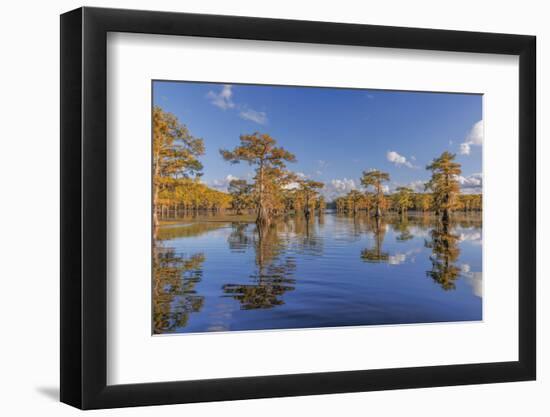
220, 132, 296, 168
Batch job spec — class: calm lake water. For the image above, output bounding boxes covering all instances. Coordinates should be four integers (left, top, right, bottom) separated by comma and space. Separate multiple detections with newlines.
153, 212, 482, 334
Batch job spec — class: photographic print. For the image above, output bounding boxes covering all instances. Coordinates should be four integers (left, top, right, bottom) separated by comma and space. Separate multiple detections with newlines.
152, 81, 483, 335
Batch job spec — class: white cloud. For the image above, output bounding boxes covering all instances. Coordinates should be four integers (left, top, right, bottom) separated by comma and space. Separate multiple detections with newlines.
284, 182, 300, 190
385, 180, 427, 194
456, 173, 482, 194
466, 120, 484, 145
388, 248, 422, 265
206, 86, 269, 125
387, 151, 407, 166
387, 151, 416, 168
457, 173, 482, 187
323, 178, 359, 200
406, 180, 426, 193
461, 264, 482, 298
460, 143, 471, 155
458, 231, 482, 245
206, 85, 235, 110
209, 174, 240, 191
460, 120, 483, 155
239, 108, 268, 125
331, 178, 357, 192
282, 172, 307, 190
388, 253, 407, 265
283, 182, 300, 190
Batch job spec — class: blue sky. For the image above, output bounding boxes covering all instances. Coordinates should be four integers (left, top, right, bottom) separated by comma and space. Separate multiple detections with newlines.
153, 81, 483, 200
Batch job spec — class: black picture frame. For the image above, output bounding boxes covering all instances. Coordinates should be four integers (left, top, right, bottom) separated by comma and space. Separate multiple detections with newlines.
60, 6, 536, 410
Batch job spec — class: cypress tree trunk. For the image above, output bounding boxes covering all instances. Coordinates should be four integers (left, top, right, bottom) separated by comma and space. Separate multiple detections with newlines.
442, 208, 450, 222
153, 204, 159, 229
256, 161, 269, 226
375, 182, 382, 218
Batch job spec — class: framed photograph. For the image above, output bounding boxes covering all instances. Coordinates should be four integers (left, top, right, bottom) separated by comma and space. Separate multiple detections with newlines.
60, 6, 536, 409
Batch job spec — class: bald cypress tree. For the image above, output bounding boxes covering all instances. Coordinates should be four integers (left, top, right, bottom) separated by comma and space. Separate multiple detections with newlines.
220, 133, 296, 225
297, 179, 324, 218
153, 107, 204, 229
360, 170, 390, 218
425, 151, 462, 222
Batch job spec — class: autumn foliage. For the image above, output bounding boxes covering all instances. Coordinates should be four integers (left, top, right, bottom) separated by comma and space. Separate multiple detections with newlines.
153, 106, 481, 228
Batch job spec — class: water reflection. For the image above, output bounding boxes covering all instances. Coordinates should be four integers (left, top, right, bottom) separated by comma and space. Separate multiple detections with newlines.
360, 218, 389, 263
227, 222, 252, 252
392, 218, 414, 242
425, 220, 461, 290
223, 223, 296, 309
292, 215, 324, 256
356, 214, 477, 282
153, 212, 483, 333
152, 244, 206, 334
158, 221, 228, 240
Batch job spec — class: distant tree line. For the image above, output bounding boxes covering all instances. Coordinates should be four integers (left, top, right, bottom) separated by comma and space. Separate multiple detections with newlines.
335, 189, 482, 216
156, 179, 233, 218
335, 152, 481, 218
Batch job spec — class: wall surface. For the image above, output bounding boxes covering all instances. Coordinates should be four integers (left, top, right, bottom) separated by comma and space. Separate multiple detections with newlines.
0, 0, 545, 415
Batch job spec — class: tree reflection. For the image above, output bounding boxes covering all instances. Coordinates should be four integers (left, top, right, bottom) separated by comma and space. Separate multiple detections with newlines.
317, 211, 325, 226
360, 217, 390, 263
157, 221, 227, 240
222, 222, 296, 309
293, 214, 324, 256
425, 219, 461, 290
152, 243, 206, 333
227, 222, 252, 252
392, 217, 414, 242
454, 212, 482, 229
